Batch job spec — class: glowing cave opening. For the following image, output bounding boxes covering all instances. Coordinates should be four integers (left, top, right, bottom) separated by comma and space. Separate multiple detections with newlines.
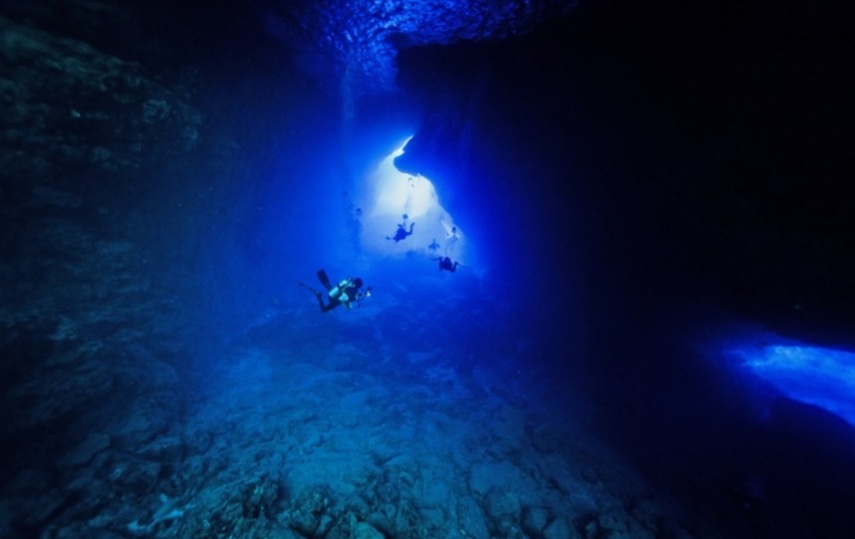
358, 137, 465, 260
732, 343, 855, 427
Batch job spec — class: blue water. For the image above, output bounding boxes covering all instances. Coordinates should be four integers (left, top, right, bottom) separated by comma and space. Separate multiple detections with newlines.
3, 1, 855, 537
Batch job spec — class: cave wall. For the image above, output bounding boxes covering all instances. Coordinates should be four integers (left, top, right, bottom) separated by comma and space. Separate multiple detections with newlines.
393, 0, 855, 334
256, 0, 578, 98
0, 1, 328, 477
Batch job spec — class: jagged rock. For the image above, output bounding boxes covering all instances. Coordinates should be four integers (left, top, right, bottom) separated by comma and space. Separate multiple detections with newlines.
582, 518, 598, 539
457, 496, 489, 539
325, 513, 387, 539
522, 506, 550, 535
287, 487, 332, 537
285, 452, 379, 502
111, 409, 169, 451
543, 516, 576, 539
117, 459, 162, 493
138, 435, 184, 462
58, 432, 111, 468
468, 461, 534, 496
495, 514, 527, 538
484, 488, 520, 520
366, 497, 421, 537
265, 527, 305, 539
259, 0, 577, 97
127, 493, 187, 536
494, 404, 527, 454
242, 476, 281, 520
0, 15, 200, 180
369, 443, 398, 465
353, 521, 384, 539
4, 353, 116, 436
365, 501, 395, 534
607, 513, 657, 539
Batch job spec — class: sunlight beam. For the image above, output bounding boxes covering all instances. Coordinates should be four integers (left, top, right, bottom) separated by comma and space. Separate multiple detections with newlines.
357, 137, 465, 259
733, 344, 855, 427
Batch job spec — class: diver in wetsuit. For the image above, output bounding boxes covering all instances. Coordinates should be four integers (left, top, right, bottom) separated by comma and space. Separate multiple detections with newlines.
386, 215, 415, 242
433, 256, 461, 273
300, 270, 372, 312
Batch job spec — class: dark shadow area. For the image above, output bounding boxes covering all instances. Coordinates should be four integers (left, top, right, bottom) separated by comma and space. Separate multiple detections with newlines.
395, 0, 855, 536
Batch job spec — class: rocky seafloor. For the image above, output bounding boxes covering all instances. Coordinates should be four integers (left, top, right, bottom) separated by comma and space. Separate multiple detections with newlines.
2, 311, 720, 539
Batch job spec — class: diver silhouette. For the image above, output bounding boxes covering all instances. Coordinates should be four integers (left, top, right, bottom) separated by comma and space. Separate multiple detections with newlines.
387, 218, 415, 242
300, 269, 371, 312
441, 222, 460, 254
433, 256, 462, 273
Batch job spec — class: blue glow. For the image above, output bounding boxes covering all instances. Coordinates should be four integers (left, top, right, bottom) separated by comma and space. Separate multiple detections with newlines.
357, 137, 466, 260
731, 343, 855, 427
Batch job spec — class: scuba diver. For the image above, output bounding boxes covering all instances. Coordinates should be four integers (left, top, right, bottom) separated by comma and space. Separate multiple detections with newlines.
439, 220, 460, 254
433, 256, 462, 273
386, 215, 415, 242
427, 238, 440, 254
300, 269, 372, 312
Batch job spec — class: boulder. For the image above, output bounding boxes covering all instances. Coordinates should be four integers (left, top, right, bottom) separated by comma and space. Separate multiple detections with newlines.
543, 517, 576, 539
522, 506, 550, 535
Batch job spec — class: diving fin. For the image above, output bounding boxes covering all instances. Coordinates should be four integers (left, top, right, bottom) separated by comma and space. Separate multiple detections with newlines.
317, 269, 333, 291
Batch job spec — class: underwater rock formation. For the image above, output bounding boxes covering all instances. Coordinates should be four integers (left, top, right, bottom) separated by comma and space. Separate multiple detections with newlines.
0, 15, 200, 181
0, 10, 202, 498
258, 0, 577, 98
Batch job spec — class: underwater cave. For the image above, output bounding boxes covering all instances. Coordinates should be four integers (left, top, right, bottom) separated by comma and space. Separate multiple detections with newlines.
2, 0, 855, 537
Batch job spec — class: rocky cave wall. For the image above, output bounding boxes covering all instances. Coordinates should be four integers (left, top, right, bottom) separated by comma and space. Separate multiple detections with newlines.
257, 0, 578, 98
0, 2, 316, 478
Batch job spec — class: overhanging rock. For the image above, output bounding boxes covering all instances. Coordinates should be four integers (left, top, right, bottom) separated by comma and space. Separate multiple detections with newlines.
258, 0, 578, 98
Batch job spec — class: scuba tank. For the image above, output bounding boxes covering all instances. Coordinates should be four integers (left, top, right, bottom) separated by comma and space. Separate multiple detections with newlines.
328, 278, 353, 301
